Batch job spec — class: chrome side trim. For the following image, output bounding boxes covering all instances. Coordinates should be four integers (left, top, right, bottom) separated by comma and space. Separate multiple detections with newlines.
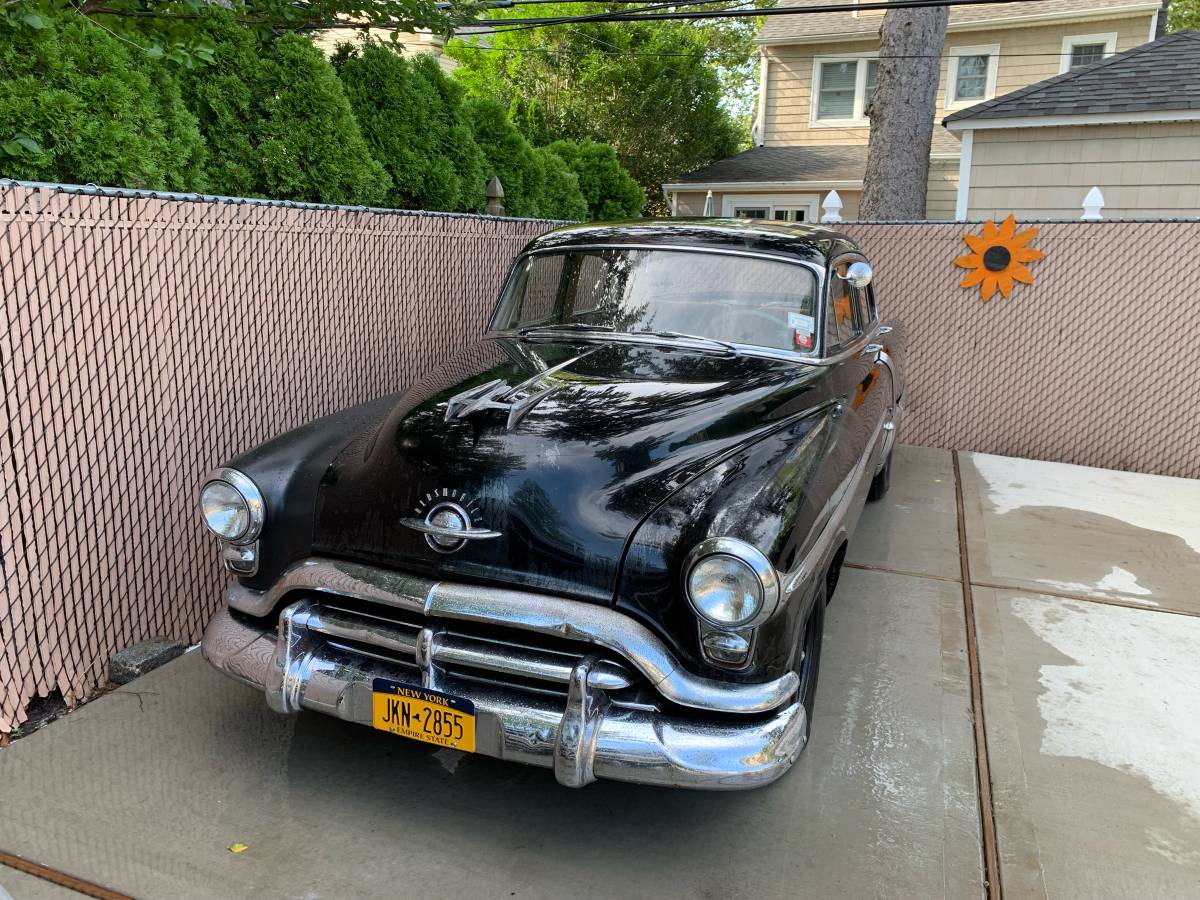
397, 518, 502, 541
226, 558, 799, 714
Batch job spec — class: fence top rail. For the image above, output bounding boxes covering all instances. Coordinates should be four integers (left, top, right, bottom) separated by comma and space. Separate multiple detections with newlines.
0, 178, 567, 224
4, 179, 1199, 226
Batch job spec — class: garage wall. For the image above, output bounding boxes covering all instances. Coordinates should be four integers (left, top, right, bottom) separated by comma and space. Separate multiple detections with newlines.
965, 122, 1200, 219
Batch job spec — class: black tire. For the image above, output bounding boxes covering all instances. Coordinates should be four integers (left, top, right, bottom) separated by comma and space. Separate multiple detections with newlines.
797, 588, 827, 738
867, 448, 892, 501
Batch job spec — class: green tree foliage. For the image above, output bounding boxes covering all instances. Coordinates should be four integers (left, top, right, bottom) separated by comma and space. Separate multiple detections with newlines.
180, 10, 389, 205
546, 140, 643, 219
448, 6, 747, 212
0, 14, 205, 189
2, 0, 467, 69
335, 42, 486, 212
1168, 0, 1200, 31
533, 146, 589, 220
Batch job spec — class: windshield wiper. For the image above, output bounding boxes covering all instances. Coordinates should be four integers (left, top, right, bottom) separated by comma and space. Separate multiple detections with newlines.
518, 322, 614, 335
629, 330, 739, 355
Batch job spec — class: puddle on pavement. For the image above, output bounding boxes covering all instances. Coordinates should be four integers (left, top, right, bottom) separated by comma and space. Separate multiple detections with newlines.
964, 454, 1200, 609
983, 591, 1200, 893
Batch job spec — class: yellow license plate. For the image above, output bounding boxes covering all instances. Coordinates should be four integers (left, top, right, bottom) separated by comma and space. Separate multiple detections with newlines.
371, 679, 476, 753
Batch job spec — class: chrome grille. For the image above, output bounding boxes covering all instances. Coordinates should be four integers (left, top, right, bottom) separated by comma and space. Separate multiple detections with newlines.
292, 595, 637, 699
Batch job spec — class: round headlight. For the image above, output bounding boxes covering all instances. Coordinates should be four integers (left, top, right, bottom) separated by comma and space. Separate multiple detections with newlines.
687, 555, 762, 626
199, 469, 264, 544
684, 538, 781, 629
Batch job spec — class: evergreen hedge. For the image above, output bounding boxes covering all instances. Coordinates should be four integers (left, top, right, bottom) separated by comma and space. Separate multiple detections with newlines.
0, 10, 641, 220
0, 16, 205, 190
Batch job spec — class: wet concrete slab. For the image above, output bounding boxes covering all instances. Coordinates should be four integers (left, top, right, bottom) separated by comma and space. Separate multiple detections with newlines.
0, 866, 78, 899
0, 569, 983, 900
959, 452, 1200, 614
847, 445, 962, 581
974, 588, 1200, 900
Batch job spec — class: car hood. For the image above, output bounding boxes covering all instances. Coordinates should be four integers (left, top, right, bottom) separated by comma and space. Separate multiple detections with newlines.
313, 336, 819, 604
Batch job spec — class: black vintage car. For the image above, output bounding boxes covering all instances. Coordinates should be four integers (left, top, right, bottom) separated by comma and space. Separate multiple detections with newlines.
199, 219, 904, 789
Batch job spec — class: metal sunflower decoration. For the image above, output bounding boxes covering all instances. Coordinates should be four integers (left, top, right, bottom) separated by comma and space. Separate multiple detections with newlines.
954, 214, 1044, 301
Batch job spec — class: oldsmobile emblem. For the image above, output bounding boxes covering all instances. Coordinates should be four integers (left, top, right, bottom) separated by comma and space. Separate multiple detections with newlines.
400, 489, 501, 553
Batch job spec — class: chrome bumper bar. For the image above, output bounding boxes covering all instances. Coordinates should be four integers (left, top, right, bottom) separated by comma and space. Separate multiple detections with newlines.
203, 607, 806, 789
202, 602, 807, 790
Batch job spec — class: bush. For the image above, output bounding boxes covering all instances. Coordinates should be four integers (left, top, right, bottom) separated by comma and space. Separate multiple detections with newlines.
547, 140, 643, 220
335, 43, 485, 213
181, 10, 389, 205
533, 147, 588, 220
0, 16, 205, 190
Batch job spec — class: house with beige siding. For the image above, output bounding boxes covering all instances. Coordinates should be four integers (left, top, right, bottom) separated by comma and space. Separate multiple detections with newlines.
945, 30, 1200, 219
663, 0, 1162, 221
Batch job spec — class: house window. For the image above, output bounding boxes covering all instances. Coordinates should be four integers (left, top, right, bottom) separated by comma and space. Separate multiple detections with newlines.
814, 57, 880, 123
1060, 33, 1117, 73
721, 194, 820, 222
947, 45, 999, 107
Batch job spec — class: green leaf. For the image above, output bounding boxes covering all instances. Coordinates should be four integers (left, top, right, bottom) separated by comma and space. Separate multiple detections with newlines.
21, 12, 48, 29
15, 135, 42, 153
145, 45, 165, 60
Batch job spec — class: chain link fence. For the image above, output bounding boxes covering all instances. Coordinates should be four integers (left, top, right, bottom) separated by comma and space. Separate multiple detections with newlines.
3, 181, 1197, 733
0, 182, 556, 732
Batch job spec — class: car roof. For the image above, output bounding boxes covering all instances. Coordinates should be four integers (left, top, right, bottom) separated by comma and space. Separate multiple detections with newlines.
523, 218, 853, 266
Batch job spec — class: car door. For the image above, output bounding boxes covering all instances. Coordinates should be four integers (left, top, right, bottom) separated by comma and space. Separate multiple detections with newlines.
823, 255, 890, 508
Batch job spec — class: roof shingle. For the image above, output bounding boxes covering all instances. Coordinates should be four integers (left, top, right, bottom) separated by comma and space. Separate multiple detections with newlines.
944, 31, 1200, 123
757, 0, 1159, 45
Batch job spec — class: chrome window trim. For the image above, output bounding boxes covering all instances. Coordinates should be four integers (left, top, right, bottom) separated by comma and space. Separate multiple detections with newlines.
493, 243, 829, 366
225, 557, 799, 714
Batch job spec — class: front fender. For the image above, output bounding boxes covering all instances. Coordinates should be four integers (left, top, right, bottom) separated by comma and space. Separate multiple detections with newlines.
615, 404, 840, 681
218, 394, 399, 593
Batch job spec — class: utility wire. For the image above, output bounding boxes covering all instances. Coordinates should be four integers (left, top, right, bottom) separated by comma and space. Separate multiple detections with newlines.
471, 0, 1033, 31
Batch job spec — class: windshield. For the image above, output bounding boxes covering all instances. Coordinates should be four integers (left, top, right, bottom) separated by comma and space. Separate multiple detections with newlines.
490, 248, 820, 354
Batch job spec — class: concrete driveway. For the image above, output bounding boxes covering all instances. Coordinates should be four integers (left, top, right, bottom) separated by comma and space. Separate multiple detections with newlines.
2, 446, 1198, 899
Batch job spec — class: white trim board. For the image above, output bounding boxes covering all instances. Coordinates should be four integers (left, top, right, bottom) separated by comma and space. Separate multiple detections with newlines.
955, 130, 974, 222
946, 110, 1200, 131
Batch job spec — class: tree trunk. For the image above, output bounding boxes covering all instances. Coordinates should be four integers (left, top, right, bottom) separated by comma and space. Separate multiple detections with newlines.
859, 6, 949, 221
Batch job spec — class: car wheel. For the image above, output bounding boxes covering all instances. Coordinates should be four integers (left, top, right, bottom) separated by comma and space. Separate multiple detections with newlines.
796, 588, 826, 739
867, 448, 892, 501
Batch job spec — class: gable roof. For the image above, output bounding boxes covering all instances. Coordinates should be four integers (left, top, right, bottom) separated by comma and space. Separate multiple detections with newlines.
664, 129, 962, 189
668, 145, 872, 186
757, 0, 1160, 45
945, 30, 1200, 125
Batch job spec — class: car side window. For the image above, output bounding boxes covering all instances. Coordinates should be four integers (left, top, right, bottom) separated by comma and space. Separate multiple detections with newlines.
851, 283, 874, 331
825, 263, 863, 351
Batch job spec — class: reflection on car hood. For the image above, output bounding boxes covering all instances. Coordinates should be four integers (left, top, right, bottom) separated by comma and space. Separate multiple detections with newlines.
313, 336, 822, 604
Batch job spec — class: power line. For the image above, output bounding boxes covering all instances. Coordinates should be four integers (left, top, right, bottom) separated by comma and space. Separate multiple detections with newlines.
471, 0, 1034, 31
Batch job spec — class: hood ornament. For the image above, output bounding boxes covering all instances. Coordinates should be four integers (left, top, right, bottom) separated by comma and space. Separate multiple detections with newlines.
444, 378, 558, 431
400, 490, 501, 553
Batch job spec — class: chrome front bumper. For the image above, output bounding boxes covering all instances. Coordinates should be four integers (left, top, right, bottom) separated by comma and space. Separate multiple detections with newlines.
201, 560, 807, 790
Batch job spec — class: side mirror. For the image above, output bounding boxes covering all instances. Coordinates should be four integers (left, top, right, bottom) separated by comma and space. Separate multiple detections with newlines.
842, 261, 873, 288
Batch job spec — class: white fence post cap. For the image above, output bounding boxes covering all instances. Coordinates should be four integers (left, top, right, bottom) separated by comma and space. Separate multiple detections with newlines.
821, 190, 844, 223
1081, 186, 1105, 220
